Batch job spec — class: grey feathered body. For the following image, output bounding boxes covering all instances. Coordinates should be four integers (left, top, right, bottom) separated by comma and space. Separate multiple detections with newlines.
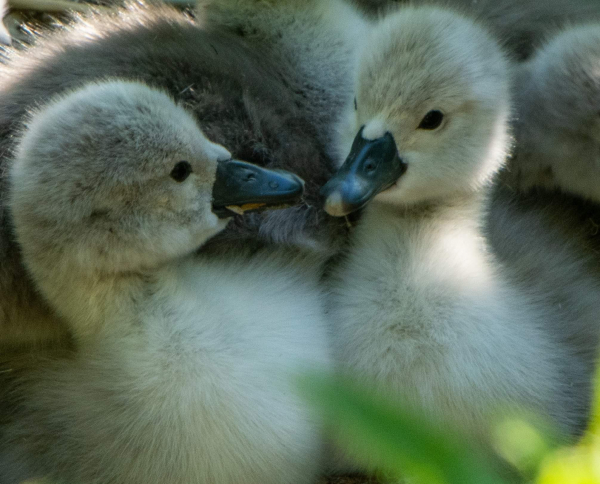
355, 0, 600, 60
0, 2, 356, 350
2, 0, 600, 350
488, 186, 600, 432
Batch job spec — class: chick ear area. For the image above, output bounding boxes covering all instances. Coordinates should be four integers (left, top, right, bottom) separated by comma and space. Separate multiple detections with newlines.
320, 128, 406, 217
212, 160, 305, 218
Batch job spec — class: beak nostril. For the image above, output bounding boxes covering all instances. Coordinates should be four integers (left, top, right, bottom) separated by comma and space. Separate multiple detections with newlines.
268, 180, 279, 189
245, 172, 257, 182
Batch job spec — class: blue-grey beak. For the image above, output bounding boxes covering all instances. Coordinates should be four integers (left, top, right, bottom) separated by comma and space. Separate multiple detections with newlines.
212, 160, 305, 218
320, 127, 406, 217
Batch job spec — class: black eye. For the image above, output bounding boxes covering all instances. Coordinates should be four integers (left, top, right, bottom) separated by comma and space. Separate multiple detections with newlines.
418, 110, 444, 130
170, 161, 192, 182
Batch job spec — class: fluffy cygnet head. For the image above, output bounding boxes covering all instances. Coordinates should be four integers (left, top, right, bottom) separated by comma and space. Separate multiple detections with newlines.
10, 81, 303, 279
322, 7, 511, 216
519, 24, 600, 139
510, 24, 600, 200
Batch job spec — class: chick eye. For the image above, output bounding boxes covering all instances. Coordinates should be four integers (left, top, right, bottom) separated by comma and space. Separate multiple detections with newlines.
170, 161, 192, 182
418, 110, 444, 130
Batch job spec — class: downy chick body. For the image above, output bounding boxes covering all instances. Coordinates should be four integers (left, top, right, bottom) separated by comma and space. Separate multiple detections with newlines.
321, 6, 597, 470
2, 80, 331, 484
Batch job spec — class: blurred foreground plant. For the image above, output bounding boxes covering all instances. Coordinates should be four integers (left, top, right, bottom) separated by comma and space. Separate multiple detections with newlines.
299, 374, 508, 484
533, 366, 600, 484
300, 367, 600, 484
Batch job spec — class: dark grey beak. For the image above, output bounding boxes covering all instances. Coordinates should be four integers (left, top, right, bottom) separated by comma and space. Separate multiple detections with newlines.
320, 127, 406, 217
212, 160, 305, 218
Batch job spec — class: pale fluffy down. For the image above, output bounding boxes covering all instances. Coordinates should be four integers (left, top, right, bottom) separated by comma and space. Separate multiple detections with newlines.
2, 251, 331, 484
504, 24, 600, 203
1, 80, 331, 484
0, 0, 364, 351
2, 0, 600, 351
326, 6, 598, 473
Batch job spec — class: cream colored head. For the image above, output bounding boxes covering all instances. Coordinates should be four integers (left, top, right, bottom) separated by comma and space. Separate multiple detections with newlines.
10, 81, 303, 280
513, 24, 600, 176
520, 24, 600, 141
323, 7, 511, 215
509, 24, 600, 202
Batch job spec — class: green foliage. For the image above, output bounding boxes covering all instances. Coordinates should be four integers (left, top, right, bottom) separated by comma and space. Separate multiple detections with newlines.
300, 368, 600, 484
532, 366, 600, 484
299, 374, 508, 484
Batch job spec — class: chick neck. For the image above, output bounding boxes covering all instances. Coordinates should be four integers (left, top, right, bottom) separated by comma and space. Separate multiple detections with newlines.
355, 187, 496, 285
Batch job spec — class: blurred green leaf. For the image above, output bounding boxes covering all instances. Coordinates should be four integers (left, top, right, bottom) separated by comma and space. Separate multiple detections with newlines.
492, 416, 557, 478
531, 364, 600, 484
536, 442, 600, 484
299, 374, 509, 484
586, 368, 600, 441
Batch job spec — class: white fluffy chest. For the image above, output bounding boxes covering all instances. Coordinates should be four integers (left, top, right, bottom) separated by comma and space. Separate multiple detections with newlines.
326, 208, 560, 427
134, 255, 331, 381
328, 213, 496, 359
64, 254, 332, 483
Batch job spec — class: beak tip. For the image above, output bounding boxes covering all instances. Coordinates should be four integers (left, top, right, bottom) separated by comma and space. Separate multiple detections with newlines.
323, 191, 350, 217
290, 173, 305, 195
